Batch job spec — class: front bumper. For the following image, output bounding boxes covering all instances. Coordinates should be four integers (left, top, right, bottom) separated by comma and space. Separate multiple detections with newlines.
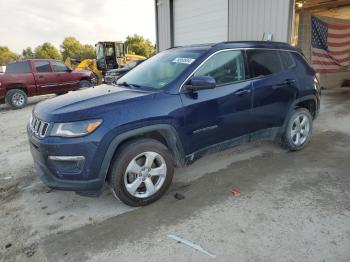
27, 126, 105, 193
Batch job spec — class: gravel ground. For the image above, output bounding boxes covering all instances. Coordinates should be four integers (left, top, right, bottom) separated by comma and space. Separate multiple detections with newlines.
0, 88, 349, 262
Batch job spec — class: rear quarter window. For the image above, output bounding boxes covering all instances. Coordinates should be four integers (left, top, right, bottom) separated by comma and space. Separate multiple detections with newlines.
247, 49, 283, 78
5, 61, 31, 74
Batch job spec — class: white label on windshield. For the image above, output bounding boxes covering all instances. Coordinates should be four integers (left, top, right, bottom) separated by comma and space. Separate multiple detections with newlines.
172, 57, 195, 64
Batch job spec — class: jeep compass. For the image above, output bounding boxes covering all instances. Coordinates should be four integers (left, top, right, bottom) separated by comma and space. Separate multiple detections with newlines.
27, 41, 320, 206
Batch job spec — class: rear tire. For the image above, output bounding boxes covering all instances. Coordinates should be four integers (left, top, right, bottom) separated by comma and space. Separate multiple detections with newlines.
5, 89, 27, 109
79, 80, 92, 88
109, 138, 174, 207
282, 108, 313, 151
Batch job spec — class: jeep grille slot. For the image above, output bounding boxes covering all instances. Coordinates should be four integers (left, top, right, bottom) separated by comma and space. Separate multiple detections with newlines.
30, 116, 49, 138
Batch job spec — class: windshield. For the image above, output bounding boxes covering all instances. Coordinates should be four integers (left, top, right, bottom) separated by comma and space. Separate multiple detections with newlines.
96, 43, 104, 60
117, 49, 203, 89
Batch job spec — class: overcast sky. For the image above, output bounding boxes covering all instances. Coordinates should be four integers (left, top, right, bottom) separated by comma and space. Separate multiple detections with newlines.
0, 0, 156, 53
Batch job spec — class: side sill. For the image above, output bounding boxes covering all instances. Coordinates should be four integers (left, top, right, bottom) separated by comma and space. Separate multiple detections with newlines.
185, 127, 281, 165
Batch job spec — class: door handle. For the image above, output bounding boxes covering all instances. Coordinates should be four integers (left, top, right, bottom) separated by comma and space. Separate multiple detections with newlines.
272, 79, 296, 90
38, 76, 44, 79
284, 79, 296, 86
234, 89, 251, 96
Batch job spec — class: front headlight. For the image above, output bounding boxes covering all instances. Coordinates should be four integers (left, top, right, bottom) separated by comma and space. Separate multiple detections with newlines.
50, 119, 102, 138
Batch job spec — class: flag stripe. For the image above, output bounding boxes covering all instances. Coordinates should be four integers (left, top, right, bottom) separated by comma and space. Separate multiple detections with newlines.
328, 23, 350, 30
316, 68, 347, 73
312, 51, 350, 60
327, 41, 350, 47
327, 37, 350, 43
312, 47, 350, 56
328, 29, 350, 35
328, 32, 350, 38
312, 60, 350, 66
328, 45, 350, 52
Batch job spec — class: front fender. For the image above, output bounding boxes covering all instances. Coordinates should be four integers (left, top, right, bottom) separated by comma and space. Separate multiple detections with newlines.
97, 124, 185, 181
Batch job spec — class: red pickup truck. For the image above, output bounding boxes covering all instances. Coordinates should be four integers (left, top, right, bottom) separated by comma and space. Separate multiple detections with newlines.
0, 59, 95, 109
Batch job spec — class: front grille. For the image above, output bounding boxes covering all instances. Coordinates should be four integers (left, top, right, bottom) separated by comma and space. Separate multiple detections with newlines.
30, 115, 50, 138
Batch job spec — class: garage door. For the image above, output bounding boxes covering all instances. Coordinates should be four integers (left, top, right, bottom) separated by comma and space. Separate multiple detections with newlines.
174, 0, 228, 46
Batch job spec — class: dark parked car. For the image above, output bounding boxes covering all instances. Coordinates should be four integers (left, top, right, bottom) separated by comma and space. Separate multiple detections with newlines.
104, 59, 145, 84
0, 59, 94, 109
27, 41, 320, 206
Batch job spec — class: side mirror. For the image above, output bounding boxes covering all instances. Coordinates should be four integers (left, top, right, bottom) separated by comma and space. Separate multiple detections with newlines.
184, 76, 216, 92
66, 67, 73, 72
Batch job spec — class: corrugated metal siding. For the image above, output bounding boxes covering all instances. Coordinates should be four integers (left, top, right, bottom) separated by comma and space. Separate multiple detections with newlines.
156, 0, 171, 51
228, 0, 292, 42
173, 0, 228, 46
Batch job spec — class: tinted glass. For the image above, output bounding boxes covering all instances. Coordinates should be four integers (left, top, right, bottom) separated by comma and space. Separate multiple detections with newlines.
247, 50, 283, 78
52, 61, 69, 72
117, 49, 203, 89
194, 50, 244, 85
279, 51, 295, 70
5, 62, 31, 74
35, 61, 52, 73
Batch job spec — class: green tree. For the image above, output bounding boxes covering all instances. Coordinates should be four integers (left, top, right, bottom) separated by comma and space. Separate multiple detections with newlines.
79, 44, 96, 59
60, 37, 81, 60
125, 34, 155, 58
0, 46, 19, 65
34, 43, 62, 60
22, 47, 34, 59
60, 37, 96, 60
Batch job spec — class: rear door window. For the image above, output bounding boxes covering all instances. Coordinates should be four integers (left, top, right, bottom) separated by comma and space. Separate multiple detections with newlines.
34, 61, 52, 73
279, 51, 296, 70
5, 62, 31, 74
194, 50, 245, 85
51, 61, 70, 72
247, 49, 283, 78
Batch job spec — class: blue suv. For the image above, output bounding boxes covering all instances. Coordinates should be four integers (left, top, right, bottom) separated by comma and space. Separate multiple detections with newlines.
27, 41, 320, 206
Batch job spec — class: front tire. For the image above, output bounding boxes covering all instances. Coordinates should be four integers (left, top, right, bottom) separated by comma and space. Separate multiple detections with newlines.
283, 108, 313, 151
110, 139, 174, 206
79, 80, 92, 88
5, 89, 27, 109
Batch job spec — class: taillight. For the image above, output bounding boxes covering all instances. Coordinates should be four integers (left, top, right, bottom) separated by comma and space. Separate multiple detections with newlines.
315, 72, 321, 84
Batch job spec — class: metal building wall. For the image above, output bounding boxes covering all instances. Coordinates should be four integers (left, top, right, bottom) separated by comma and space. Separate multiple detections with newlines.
228, 0, 294, 42
155, 0, 295, 51
155, 0, 172, 52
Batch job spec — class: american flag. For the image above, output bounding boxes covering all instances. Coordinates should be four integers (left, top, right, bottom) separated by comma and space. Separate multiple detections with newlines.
311, 16, 350, 73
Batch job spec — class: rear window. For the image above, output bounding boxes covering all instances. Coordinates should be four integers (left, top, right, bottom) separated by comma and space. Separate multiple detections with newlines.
247, 49, 283, 78
34, 61, 52, 73
279, 51, 295, 70
5, 62, 31, 74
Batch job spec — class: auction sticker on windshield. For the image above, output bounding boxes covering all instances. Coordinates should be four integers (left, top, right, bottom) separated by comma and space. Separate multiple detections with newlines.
172, 57, 195, 64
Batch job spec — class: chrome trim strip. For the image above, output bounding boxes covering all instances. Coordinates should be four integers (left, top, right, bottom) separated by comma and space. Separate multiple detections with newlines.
193, 125, 218, 134
178, 47, 299, 93
48, 156, 85, 161
40, 81, 79, 88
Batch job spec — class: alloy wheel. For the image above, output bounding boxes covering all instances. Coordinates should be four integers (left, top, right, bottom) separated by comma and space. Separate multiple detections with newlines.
124, 151, 167, 198
291, 114, 310, 146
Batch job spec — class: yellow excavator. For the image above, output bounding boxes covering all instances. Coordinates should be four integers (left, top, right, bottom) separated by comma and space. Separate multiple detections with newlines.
65, 41, 146, 84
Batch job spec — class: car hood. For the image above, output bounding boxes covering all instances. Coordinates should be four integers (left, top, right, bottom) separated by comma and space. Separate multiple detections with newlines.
34, 84, 154, 122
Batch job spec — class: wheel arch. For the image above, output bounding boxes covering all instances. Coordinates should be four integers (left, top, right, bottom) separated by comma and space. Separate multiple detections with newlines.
281, 95, 319, 134
6, 84, 28, 95
99, 124, 185, 182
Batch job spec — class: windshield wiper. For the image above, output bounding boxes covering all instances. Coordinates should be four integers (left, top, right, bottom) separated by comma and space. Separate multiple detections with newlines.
118, 81, 141, 88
